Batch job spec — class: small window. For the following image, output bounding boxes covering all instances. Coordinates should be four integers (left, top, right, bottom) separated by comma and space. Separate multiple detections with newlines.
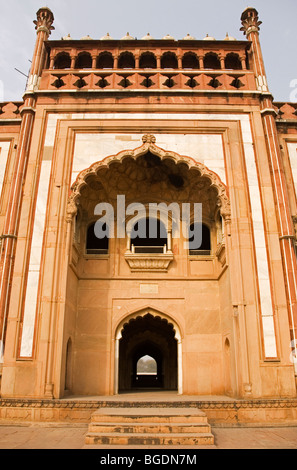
86, 221, 109, 255
130, 218, 167, 254
189, 223, 211, 255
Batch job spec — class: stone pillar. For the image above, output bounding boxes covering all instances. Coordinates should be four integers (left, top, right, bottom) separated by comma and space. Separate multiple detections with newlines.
219, 54, 225, 69
177, 338, 183, 394
156, 55, 161, 69
241, 8, 297, 370
0, 8, 54, 360
114, 336, 120, 394
92, 54, 97, 69
70, 54, 76, 69
240, 55, 247, 70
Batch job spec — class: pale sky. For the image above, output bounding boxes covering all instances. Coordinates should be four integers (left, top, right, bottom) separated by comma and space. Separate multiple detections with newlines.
0, 0, 296, 102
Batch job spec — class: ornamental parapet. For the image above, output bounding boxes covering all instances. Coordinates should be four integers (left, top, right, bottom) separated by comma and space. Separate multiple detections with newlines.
38, 69, 256, 92
0, 102, 23, 120
274, 102, 297, 121
35, 38, 260, 93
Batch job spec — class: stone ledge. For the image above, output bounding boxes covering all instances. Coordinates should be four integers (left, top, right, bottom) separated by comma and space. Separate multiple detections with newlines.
1, 397, 297, 426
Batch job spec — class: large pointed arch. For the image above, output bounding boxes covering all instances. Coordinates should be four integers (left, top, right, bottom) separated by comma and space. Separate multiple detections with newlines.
114, 306, 183, 394
66, 134, 231, 221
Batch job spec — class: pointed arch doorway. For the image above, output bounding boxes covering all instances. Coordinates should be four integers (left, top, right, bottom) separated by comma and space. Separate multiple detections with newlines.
114, 311, 183, 394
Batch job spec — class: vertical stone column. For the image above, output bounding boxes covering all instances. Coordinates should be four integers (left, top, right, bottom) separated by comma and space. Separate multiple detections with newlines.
0, 8, 54, 359
241, 8, 297, 370
240, 8, 267, 91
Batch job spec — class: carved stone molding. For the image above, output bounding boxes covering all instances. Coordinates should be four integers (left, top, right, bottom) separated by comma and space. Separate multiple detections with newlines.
142, 134, 156, 144
1, 398, 297, 415
215, 242, 226, 266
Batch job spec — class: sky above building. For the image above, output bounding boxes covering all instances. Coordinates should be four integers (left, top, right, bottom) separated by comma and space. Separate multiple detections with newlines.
0, 0, 296, 103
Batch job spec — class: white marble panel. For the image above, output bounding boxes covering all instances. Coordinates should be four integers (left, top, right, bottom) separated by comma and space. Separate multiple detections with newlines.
240, 121, 277, 357
20, 270, 40, 356
287, 143, 297, 197
262, 316, 277, 357
20, 160, 52, 357
0, 141, 11, 198
72, 133, 226, 184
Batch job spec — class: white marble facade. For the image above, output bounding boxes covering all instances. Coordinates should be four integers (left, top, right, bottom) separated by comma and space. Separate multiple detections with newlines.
19, 112, 277, 358
0, 140, 12, 362
287, 143, 297, 198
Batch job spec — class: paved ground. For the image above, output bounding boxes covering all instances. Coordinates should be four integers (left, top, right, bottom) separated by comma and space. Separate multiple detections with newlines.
0, 423, 296, 449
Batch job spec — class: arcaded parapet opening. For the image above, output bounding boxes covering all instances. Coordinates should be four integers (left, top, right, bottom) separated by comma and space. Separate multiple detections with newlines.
139, 52, 157, 69
182, 52, 199, 69
203, 52, 221, 69
75, 52, 92, 69
53, 52, 71, 69
97, 51, 114, 69
118, 51, 135, 69
225, 52, 242, 70
161, 52, 178, 69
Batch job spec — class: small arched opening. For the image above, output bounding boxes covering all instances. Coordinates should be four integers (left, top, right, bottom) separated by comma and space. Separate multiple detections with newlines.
224, 338, 232, 396
225, 53, 242, 70
118, 313, 179, 392
139, 52, 157, 69
203, 52, 221, 69
182, 52, 199, 69
161, 52, 178, 69
54, 52, 71, 69
118, 51, 135, 69
188, 222, 211, 255
86, 221, 109, 254
130, 217, 168, 254
97, 51, 114, 69
134, 350, 161, 388
75, 52, 92, 69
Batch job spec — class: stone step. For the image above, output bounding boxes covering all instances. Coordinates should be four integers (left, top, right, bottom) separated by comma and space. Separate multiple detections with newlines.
88, 422, 211, 434
90, 407, 208, 424
85, 431, 215, 446
85, 407, 214, 446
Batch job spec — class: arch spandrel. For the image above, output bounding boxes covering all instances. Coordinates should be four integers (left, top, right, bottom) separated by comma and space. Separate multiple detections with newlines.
67, 134, 231, 221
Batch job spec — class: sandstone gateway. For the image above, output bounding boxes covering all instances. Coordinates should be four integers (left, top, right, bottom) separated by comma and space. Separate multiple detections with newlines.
0, 7, 297, 442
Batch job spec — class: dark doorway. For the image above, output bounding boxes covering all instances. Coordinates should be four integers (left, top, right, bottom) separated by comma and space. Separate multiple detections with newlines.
118, 313, 178, 392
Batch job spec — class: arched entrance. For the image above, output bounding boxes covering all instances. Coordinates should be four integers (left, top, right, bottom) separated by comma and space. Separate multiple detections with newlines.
65, 135, 232, 397
115, 312, 181, 393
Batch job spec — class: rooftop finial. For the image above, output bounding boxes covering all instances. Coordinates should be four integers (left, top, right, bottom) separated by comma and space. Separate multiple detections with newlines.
240, 7, 262, 37
33, 7, 55, 35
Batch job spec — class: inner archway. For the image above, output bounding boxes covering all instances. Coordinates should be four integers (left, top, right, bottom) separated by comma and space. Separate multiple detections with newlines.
118, 313, 178, 392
